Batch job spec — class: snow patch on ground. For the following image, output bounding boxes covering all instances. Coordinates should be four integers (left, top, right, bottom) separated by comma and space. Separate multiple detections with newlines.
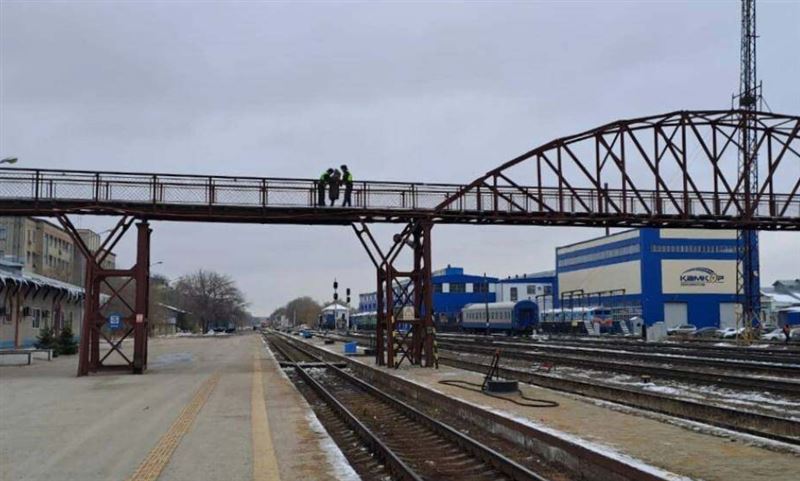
582, 396, 800, 455
539, 361, 800, 418
304, 411, 362, 481
386, 367, 690, 479
203, 330, 230, 336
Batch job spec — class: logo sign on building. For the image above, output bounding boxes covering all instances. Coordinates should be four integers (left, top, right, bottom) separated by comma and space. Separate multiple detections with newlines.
662, 260, 736, 294
108, 313, 122, 329
679, 267, 725, 287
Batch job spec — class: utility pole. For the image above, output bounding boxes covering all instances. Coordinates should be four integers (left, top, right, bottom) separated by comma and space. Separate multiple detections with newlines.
735, 0, 762, 342
484, 273, 490, 336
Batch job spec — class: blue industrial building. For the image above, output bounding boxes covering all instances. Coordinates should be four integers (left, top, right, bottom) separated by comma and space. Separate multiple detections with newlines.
358, 265, 497, 330
554, 228, 743, 329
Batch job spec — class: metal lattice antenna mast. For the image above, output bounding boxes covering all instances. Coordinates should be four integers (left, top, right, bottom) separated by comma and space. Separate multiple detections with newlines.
736, 0, 761, 341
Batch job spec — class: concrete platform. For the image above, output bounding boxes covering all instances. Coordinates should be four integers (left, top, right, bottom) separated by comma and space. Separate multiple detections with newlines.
307, 335, 800, 481
0, 332, 356, 481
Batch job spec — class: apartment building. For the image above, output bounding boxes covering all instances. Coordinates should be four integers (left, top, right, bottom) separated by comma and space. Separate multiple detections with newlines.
0, 218, 116, 287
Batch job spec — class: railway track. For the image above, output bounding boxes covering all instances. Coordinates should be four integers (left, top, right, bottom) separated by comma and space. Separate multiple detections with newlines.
438, 338, 800, 377
324, 333, 800, 397
265, 334, 555, 481
438, 351, 800, 446
439, 333, 800, 365
435, 340, 800, 397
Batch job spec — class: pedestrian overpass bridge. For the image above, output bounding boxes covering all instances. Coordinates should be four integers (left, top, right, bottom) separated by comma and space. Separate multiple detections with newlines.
1, 109, 798, 374
0, 110, 798, 231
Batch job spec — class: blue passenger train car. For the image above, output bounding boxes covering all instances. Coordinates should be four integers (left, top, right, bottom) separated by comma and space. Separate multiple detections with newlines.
460, 300, 539, 334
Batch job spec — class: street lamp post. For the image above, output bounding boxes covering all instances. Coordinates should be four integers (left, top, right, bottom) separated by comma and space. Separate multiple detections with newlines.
484, 273, 490, 336
0, 157, 19, 165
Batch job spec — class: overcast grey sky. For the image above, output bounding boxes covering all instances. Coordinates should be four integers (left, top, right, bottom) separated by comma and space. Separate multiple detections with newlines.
1, 1, 798, 315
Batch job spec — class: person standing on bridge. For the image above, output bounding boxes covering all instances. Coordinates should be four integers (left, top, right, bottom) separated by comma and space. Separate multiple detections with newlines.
341, 164, 353, 207
318, 168, 333, 206
328, 168, 341, 206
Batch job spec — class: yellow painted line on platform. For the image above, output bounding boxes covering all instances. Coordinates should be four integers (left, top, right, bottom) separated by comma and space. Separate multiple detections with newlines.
126, 372, 222, 481
251, 356, 281, 481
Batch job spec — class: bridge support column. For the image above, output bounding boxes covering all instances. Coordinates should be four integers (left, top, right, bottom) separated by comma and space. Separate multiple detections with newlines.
57, 216, 151, 376
412, 221, 435, 367
354, 221, 436, 369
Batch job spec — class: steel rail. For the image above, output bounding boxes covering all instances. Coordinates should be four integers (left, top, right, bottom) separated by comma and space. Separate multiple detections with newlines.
271, 333, 551, 481
268, 336, 424, 481
284, 332, 684, 481
438, 354, 800, 446
350, 331, 800, 368
442, 338, 800, 376
436, 341, 800, 397
489, 336, 800, 363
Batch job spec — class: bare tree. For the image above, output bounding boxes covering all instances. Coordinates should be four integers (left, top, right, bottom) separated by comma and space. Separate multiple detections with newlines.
173, 270, 249, 333
271, 296, 322, 326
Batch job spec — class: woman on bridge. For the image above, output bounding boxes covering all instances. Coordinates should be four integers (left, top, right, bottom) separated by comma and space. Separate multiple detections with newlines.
328, 169, 341, 206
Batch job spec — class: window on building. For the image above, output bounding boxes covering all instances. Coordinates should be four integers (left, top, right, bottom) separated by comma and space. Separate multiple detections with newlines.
449, 283, 466, 293
0, 226, 6, 241
32, 308, 41, 328
473, 283, 488, 293
543, 285, 553, 296
650, 244, 736, 254
510, 287, 518, 302
434, 283, 443, 293
557, 243, 640, 268
526, 285, 537, 295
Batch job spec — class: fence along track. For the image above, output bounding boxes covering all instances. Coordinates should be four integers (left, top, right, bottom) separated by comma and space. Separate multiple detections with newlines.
267, 334, 552, 481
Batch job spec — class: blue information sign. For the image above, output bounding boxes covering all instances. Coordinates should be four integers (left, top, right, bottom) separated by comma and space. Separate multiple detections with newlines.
109, 313, 122, 329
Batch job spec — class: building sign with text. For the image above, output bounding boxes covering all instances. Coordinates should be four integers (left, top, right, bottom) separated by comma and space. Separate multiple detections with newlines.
662, 260, 736, 294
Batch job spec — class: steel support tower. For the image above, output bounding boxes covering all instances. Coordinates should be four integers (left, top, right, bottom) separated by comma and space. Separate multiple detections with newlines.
737, 0, 762, 339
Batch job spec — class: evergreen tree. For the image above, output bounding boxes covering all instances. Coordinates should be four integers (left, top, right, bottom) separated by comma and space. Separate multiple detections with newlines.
56, 325, 78, 355
35, 326, 56, 351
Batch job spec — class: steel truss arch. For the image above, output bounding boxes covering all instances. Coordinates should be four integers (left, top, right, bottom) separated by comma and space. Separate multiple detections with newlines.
433, 109, 800, 230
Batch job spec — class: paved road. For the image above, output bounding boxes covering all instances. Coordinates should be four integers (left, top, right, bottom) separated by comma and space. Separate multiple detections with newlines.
0, 333, 287, 481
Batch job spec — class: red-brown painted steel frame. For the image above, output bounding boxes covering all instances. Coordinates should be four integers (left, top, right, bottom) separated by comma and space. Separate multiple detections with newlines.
353, 222, 435, 368
3, 109, 797, 372
57, 216, 151, 376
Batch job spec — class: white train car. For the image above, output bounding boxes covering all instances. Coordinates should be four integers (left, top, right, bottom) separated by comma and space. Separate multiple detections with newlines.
460, 300, 538, 334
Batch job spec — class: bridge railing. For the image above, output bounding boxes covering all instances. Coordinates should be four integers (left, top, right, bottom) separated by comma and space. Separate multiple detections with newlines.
0, 168, 465, 210
0, 168, 797, 220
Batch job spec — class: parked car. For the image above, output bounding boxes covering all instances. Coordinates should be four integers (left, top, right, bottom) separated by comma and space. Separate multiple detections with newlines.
691, 326, 719, 338
720, 327, 746, 339
667, 324, 697, 336
761, 328, 786, 341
